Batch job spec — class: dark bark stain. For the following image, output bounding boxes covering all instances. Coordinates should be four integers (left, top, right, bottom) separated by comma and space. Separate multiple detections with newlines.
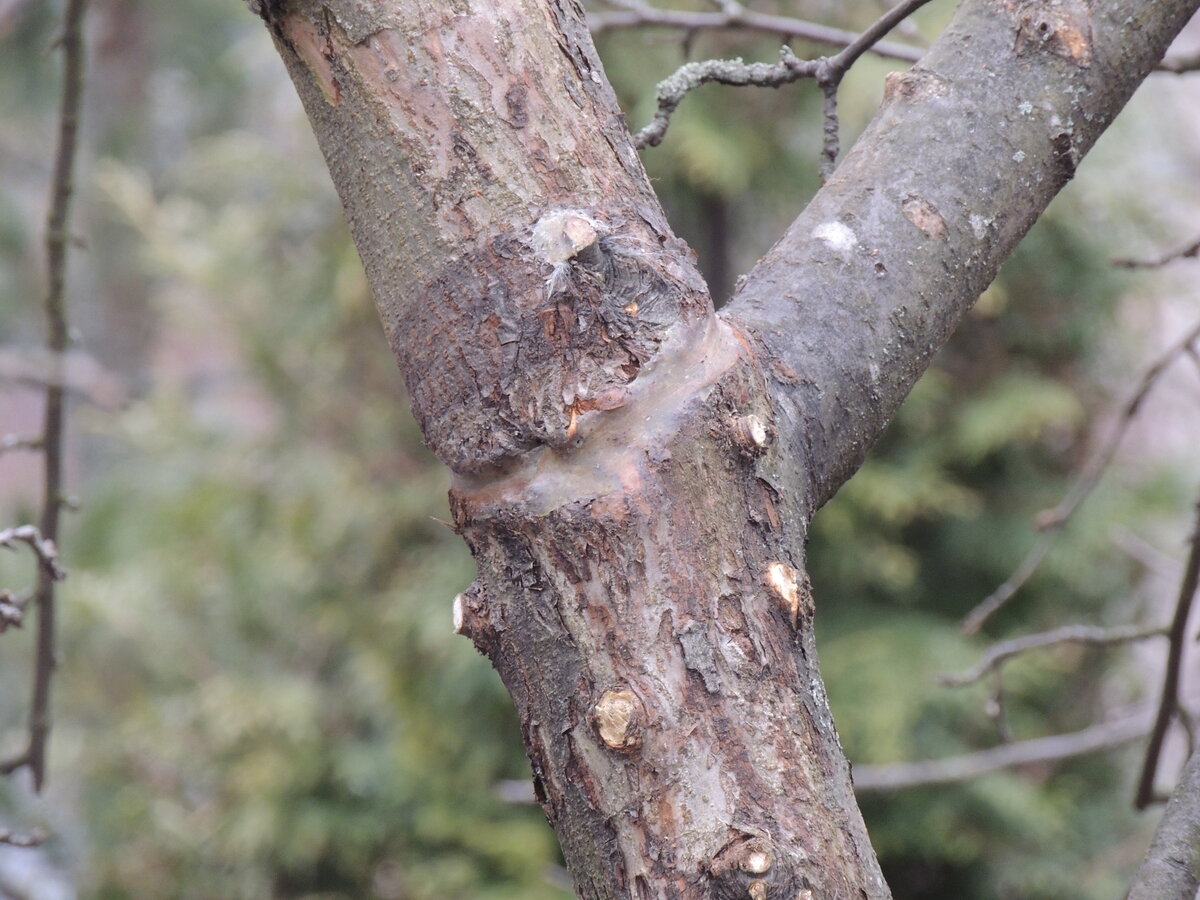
1013, 0, 1093, 66
505, 83, 529, 127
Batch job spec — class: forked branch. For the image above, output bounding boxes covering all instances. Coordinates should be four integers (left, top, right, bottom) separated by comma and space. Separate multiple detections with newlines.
1136, 496, 1200, 809
590, 1, 925, 64
632, 0, 936, 179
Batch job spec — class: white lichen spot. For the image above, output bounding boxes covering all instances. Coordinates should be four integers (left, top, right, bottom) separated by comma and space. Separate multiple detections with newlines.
1018, 100, 1033, 115
969, 213, 991, 240
766, 562, 801, 623
812, 220, 858, 257
869, 361, 881, 383
452, 593, 466, 634
1012, 150, 1026, 163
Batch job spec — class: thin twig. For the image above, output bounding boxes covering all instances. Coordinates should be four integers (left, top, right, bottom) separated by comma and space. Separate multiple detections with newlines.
0, 827, 47, 848
853, 710, 1152, 793
0, 526, 67, 582
1113, 234, 1200, 268
21, 0, 89, 795
589, 4, 925, 63
961, 318, 1200, 635
0, 590, 24, 632
942, 623, 1169, 687
1157, 50, 1200, 74
631, 0, 936, 162
985, 672, 1013, 743
0, 434, 43, 455
632, 47, 822, 149
1136, 496, 1200, 809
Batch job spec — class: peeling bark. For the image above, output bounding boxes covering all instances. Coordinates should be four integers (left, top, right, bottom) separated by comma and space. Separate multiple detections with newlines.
250, 0, 1200, 897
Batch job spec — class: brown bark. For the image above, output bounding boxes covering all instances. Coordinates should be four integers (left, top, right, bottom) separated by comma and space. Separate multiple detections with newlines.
249, 0, 1200, 897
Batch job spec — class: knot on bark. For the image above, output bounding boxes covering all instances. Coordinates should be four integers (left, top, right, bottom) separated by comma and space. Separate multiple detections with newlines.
709, 836, 804, 900
1014, 0, 1092, 66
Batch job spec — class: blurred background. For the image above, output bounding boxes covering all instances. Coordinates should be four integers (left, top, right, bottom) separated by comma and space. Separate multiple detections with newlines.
2, 1, 1200, 897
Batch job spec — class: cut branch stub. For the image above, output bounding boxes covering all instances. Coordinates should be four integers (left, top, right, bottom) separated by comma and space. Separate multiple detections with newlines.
710, 835, 803, 900
591, 687, 645, 753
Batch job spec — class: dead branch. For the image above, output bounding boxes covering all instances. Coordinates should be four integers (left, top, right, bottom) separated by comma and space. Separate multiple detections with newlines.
589, 1, 925, 63
1136, 496, 1200, 809
962, 317, 1200, 635
942, 623, 1168, 688
0, 526, 67, 582
9, 0, 89, 795
1113, 233, 1200, 268
853, 710, 1151, 793
1157, 50, 1200, 73
0, 434, 42, 455
0, 827, 47, 848
631, 0, 935, 163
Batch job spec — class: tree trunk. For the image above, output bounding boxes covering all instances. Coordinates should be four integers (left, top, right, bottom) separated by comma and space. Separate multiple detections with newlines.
249, 0, 1200, 896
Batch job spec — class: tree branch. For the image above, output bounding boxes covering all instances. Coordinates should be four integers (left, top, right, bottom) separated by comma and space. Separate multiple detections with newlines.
632, 0, 936, 161
1127, 748, 1200, 899
0, 434, 43, 455
19, 0, 88, 794
960, 317, 1200, 633
853, 711, 1152, 793
1157, 49, 1200, 73
722, 0, 1200, 516
0, 827, 47, 849
0, 526, 67, 582
940, 623, 1168, 687
588, 3, 925, 63
1136, 496, 1200, 809
1114, 233, 1200, 268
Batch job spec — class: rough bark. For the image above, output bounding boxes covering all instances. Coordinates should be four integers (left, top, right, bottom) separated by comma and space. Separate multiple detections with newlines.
1127, 749, 1200, 899
249, 0, 1200, 897
724, 0, 1200, 511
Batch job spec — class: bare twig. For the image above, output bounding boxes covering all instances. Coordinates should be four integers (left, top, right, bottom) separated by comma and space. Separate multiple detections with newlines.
942, 623, 1168, 687
0, 590, 24, 632
985, 672, 1013, 743
633, 47, 820, 149
1127, 747, 1200, 899
1136, 497, 1200, 809
0, 434, 43, 455
961, 317, 1200, 635
589, 4, 925, 63
0, 526, 67, 582
1157, 50, 1200, 73
631, 0, 935, 155
853, 710, 1152, 793
0, 827, 47, 848
12, 0, 89, 795
1113, 234, 1200, 268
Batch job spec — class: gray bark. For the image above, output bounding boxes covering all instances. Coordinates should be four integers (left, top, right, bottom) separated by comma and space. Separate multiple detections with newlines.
1128, 749, 1200, 899
249, 0, 1200, 896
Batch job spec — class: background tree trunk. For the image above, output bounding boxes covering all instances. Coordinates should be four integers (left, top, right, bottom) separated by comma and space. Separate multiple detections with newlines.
250, 0, 1200, 896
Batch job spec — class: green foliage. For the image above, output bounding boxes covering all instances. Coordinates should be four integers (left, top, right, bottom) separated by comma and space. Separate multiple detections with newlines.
54, 131, 568, 898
